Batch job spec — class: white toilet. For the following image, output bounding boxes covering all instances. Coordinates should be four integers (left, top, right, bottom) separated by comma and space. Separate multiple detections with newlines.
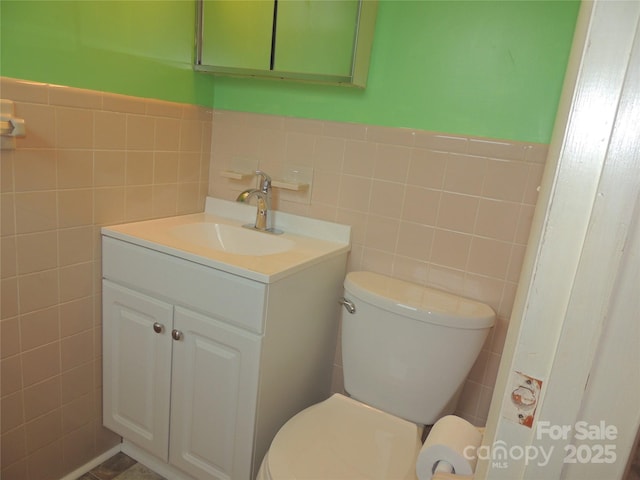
257, 271, 495, 480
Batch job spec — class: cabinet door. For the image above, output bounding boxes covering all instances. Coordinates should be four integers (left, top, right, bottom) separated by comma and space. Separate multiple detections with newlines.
102, 281, 173, 461
274, 0, 359, 76
195, 0, 377, 86
200, 0, 274, 70
169, 307, 261, 480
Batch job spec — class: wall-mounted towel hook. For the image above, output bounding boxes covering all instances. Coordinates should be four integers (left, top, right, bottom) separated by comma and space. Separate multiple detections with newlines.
1, 99, 26, 150
0, 117, 26, 137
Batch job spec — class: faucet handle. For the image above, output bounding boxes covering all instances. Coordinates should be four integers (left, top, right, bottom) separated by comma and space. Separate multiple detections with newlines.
255, 170, 271, 193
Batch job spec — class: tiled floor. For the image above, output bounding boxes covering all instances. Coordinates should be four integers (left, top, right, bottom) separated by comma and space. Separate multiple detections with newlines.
76, 452, 166, 480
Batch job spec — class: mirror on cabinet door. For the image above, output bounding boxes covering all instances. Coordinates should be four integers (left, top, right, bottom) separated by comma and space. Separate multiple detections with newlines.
194, 0, 378, 87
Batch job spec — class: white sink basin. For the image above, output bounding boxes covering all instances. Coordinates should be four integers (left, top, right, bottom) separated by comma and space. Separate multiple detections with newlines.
101, 197, 351, 282
168, 222, 295, 256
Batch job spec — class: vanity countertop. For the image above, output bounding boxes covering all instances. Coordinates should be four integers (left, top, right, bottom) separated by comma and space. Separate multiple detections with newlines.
101, 197, 351, 283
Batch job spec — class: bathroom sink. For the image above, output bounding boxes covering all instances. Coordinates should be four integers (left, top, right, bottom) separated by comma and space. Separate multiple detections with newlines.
101, 197, 351, 282
168, 222, 295, 256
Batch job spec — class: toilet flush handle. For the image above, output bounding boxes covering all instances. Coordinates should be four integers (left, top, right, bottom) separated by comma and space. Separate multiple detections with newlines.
339, 297, 356, 314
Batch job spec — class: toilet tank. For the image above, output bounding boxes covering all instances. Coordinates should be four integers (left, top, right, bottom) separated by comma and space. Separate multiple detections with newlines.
340, 271, 495, 425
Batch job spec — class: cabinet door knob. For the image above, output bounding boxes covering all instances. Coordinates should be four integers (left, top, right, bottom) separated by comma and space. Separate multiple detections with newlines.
153, 322, 164, 334
171, 329, 183, 341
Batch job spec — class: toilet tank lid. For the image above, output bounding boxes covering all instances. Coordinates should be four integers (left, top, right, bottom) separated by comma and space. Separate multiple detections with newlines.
344, 271, 495, 329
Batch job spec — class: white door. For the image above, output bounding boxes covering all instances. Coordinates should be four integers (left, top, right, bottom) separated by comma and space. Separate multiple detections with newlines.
169, 306, 262, 480
102, 280, 173, 461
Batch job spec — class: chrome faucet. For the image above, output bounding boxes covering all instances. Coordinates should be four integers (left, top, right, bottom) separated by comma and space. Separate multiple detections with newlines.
236, 170, 282, 234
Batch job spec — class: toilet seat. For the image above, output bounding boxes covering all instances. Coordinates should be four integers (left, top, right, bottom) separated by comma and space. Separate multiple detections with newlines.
260, 394, 422, 480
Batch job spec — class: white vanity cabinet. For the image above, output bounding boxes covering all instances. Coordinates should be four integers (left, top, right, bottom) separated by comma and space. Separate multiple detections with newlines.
103, 282, 261, 480
103, 239, 264, 480
101, 200, 350, 480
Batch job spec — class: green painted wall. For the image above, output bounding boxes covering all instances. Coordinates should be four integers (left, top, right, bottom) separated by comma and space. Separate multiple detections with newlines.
0, 0, 215, 106
213, 1, 580, 143
0, 0, 579, 143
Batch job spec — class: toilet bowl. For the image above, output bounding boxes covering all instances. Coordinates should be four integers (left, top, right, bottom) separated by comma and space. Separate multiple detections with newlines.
258, 271, 494, 479
257, 394, 422, 480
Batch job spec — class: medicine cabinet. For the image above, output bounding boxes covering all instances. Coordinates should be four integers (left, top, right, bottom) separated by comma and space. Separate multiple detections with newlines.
194, 0, 378, 87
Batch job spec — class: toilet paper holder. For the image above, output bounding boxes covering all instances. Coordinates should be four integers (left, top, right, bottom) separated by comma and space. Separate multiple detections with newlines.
416, 416, 484, 480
